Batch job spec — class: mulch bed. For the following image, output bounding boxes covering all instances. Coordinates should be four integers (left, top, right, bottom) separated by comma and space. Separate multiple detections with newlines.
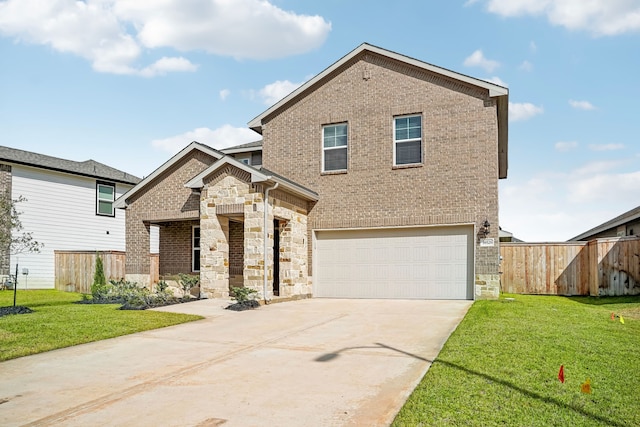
0, 306, 34, 318
225, 300, 260, 311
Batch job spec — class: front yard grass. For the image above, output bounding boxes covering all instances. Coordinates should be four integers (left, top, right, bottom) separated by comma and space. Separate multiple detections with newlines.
393, 294, 640, 427
0, 290, 202, 362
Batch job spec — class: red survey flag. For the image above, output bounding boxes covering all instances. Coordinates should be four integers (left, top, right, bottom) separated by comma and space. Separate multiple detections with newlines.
611, 312, 615, 320
558, 365, 565, 383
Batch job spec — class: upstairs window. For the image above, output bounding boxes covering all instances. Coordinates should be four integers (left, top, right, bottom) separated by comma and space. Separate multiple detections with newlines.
96, 181, 115, 216
322, 123, 348, 172
394, 115, 422, 166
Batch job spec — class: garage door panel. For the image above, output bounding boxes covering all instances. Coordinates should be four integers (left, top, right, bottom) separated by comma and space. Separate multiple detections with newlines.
315, 226, 473, 300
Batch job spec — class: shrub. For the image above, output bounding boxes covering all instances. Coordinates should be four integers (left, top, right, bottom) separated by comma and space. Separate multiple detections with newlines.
231, 286, 258, 303
91, 253, 107, 298
178, 273, 199, 296
156, 280, 168, 292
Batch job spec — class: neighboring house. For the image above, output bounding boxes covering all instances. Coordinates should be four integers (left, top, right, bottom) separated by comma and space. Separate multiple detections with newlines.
570, 205, 640, 241
221, 140, 263, 167
0, 146, 140, 288
115, 43, 509, 300
499, 228, 523, 243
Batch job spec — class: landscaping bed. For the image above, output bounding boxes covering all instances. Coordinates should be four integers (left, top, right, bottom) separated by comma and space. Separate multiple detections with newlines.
0, 305, 33, 318
0, 290, 202, 361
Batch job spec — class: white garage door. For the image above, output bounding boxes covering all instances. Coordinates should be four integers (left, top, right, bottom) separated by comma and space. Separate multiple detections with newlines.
314, 226, 474, 299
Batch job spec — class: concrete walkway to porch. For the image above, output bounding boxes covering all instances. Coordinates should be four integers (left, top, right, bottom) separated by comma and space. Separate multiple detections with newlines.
0, 298, 471, 427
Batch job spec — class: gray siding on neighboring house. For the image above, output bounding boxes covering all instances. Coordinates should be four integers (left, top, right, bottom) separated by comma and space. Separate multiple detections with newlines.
261, 51, 501, 276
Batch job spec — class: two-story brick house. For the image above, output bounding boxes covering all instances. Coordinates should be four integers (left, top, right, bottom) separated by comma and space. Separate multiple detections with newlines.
115, 43, 508, 300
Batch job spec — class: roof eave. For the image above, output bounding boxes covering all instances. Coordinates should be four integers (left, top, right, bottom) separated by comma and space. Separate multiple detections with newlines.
114, 141, 223, 209
497, 94, 509, 179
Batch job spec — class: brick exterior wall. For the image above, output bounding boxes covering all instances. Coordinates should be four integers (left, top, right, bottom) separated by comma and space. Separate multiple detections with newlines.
0, 164, 11, 276
229, 221, 244, 275
124, 150, 217, 278
261, 51, 501, 287
159, 220, 199, 275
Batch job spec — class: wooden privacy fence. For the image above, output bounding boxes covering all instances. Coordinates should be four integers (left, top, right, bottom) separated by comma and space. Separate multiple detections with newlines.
500, 237, 640, 296
55, 251, 160, 293
55, 251, 126, 293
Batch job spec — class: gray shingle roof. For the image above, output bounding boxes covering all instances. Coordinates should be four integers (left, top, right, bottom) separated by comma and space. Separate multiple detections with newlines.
221, 140, 263, 152
0, 145, 141, 185
570, 204, 640, 241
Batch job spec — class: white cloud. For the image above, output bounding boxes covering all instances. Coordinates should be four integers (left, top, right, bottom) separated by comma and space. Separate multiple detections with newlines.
555, 141, 578, 152
139, 57, 198, 77
219, 89, 231, 101
509, 102, 544, 122
0, 0, 331, 75
115, 0, 331, 59
588, 143, 625, 151
573, 160, 624, 175
151, 125, 258, 154
530, 41, 537, 52
482, 0, 640, 36
519, 60, 533, 71
463, 49, 500, 72
484, 76, 508, 87
569, 99, 596, 110
499, 164, 640, 241
567, 170, 640, 203
259, 80, 303, 105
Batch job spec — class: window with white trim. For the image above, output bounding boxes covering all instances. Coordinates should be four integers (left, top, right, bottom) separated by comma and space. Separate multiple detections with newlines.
96, 181, 115, 216
192, 226, 200, 272
322, 123, 348, 172
394, 115, 422, 166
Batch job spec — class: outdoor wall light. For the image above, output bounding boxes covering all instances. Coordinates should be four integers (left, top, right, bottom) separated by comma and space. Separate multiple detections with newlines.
478, 219, 491, 238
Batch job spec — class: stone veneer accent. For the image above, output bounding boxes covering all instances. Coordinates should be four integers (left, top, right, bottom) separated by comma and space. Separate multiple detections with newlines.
0, 164, 12, 276
199, 166, 309, 299
261, 51, 501, 299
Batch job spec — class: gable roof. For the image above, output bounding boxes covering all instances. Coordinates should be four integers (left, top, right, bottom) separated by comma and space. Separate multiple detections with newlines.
113, 141, 224, 208
247, 42, 509, 179
0, 145, 140, 185
570, 204, 640, 241
185, 156, 318, 202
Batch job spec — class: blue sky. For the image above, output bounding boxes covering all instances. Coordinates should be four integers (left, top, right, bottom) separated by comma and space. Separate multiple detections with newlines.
1, 0, 639, 242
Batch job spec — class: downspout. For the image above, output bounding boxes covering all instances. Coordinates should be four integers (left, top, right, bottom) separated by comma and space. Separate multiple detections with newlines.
263, 182, 278, 303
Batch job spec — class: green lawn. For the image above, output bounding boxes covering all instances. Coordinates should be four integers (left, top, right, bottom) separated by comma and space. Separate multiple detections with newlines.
0, 290, 202, 361
393, 294, 640, 427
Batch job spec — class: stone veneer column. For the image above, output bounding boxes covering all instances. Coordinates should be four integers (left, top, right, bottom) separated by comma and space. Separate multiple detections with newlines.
243, 191, 274, 299
200, 186, 230, 299
273, 203, 310, 297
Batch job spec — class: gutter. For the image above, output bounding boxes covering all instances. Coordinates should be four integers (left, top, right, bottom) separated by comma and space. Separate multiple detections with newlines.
263, 182, 279, 303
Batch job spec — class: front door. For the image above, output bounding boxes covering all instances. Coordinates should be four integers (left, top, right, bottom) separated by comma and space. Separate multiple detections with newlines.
273, 219, 280, 296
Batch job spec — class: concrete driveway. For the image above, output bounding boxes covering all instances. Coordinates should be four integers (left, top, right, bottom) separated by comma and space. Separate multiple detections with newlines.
0, 298, 471, 427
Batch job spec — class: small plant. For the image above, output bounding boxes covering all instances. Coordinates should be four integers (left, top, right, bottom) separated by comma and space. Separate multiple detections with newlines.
156, 280, 168, 292
91, 253, 108, 299
231, 286, 258, 303
178, 273, 199, 296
